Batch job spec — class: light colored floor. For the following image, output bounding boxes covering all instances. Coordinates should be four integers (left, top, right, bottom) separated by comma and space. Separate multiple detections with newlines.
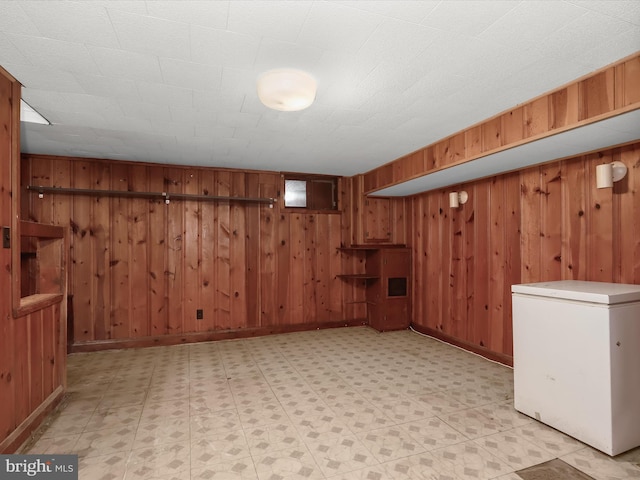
22, 327, 640, 480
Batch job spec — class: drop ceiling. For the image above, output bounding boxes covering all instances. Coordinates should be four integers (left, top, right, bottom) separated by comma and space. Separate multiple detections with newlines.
1, 1, 639, 177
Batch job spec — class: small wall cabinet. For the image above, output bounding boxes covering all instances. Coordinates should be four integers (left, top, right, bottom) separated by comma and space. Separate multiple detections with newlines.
338, 245, 411, 332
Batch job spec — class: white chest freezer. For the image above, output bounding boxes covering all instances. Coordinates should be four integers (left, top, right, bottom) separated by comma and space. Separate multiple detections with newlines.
512, 280, 640, 456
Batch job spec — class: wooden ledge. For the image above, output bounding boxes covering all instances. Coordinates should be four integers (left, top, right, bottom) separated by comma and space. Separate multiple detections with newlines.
14, 293, 64, 317
20, 220, 64, 238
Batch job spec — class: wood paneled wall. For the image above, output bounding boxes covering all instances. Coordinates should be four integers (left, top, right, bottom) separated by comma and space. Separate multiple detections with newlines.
22, 155, 357, 348
411, 142, 640, 363
1, 67, 66, 453
364, 53, 640, 194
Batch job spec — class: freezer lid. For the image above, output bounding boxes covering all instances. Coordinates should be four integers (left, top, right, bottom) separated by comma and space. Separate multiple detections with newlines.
511, 280, 640, 304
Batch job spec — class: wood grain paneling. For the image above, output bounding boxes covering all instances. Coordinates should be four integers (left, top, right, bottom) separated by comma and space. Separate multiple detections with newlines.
411, 142, 640, 363
23, 155, 355, 347
1, 68, 66, 453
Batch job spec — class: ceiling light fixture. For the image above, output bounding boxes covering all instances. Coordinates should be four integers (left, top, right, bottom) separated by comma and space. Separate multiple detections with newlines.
20, 99, 51, 125
257, 69, 317, 112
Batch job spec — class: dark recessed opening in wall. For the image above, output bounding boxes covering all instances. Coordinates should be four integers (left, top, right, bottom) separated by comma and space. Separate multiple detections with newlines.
388, 277, 407, 297
282, 173, 338, 211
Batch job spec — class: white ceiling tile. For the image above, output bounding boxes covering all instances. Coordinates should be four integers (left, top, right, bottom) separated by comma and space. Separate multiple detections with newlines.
74, 73, 140, 102
170, 105, 216, 124
297, 2, 385, 53
3, 62, 86, 93
107, 9, 191, 60
420, 1, 518, 36
0, 33, 32, 65
253, 36, 324, 73
216, 112, 261, 129
356, 19, 441, 65
19, 1, 120, 48
145, 0, 229, 29
568, 0, 640, 25
228, 1, 312, 42
96, 1, 149, 15
88, 45, 164, 83
479, 1, 590, 49
572, 27, 640, 69
0, 2, 40, 35
195, 124, 235, 139
542, 11, 637, 63
190, 25, 261, 67
159, 57, 223, 91
136, 81, 193, 106
334, 1, 441, 23
6, 34, 101, 76
120, 100, 171, 122
193, 89, 245, 114
150, 119, 194, 138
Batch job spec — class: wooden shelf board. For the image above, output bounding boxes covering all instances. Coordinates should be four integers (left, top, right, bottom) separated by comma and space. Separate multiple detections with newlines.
337, 274, 379, 280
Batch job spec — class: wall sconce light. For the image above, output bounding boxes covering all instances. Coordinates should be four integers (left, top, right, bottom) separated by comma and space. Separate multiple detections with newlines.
449, 191, 468, 208
596, 161, 627, 189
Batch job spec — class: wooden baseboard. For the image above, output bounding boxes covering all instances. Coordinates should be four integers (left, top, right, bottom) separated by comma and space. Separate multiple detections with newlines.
70, 319, 369, 353
0, 385, 65, 454
410, 324, 513, 367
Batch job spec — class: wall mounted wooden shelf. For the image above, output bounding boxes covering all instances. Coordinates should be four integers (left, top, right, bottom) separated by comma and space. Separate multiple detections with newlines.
337, 273, 379, 280
337, 245, 411, 331
17, 220, 66, 317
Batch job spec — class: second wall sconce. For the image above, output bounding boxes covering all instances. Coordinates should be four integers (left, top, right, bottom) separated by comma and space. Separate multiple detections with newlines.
449, 191, 468, 208
596, 161, 627, 189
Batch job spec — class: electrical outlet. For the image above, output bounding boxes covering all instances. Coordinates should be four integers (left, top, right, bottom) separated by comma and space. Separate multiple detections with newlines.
196, 309, 203, 320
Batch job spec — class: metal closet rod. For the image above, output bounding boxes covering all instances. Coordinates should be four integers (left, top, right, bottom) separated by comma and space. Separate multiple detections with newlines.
26, 185, 276, 205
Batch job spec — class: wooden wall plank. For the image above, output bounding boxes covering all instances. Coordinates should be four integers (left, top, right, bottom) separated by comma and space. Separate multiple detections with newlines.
586, 153, 614, 281
147, 167, 167, 335
303, 215, 317, 324
198, 170, 216, 332
230, 172, 247, 329
71, 161, 93, 341
328, 214, 343, 322
215, 171, 231, 329
617, 145, 640, 282
579, 68, 615, 121
289, 213, 305, 323
129, 165, 149, 337
258, 174, 276, 327
183, 169, 200, 332
540, 164, 563, 280
165, 168, 185, 334
110, 162, 130, 339
562, 157, 587, 279
488, 178, 505, 353
276, 209, 291, 325
92, 163, 111, 340
472, 182, 490, 348
502, 172, 521, 356
481, 117, 502, 152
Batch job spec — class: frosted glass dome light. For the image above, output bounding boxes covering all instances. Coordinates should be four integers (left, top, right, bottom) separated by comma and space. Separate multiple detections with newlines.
257, 69, 317, 112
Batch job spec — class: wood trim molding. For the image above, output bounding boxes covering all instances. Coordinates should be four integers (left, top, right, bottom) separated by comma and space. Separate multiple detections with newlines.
0, 385, 64, 454
70, 320, 369, 353
10, 80, 21, 316
410, 323, 514, 367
